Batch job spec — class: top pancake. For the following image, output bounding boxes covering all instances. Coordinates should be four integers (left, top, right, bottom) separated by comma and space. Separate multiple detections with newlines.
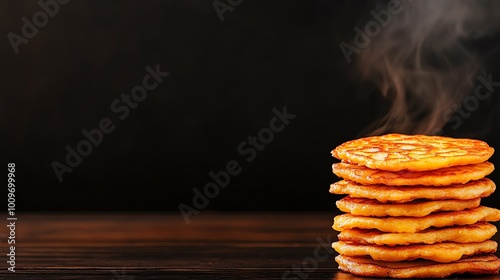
332, 134, 494, 171
332, 162, 494, 186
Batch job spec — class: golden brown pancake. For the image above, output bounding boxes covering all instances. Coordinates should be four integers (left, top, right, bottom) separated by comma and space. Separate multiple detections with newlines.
330, 178, 495, 203
338, 223, 497, 246
332, 162, 494, 186
332, 240, 497, 262
331, 134, 494, 171
336, 197, 481, 217
333, 206, 500, 233
335, 254, 500, 278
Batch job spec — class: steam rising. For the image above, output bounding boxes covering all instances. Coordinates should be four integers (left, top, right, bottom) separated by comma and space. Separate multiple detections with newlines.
358, 0, 500, 136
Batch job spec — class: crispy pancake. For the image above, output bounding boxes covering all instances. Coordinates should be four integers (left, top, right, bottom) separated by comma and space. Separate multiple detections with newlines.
332, 162, 494, 186
330, 178, 495, 203
338, 223, 497, 246
335, 254, 500, 278
331, 134, 494, 171
332, 240, 497, 262
336, 197, 480, 217
333, 206, 500, 233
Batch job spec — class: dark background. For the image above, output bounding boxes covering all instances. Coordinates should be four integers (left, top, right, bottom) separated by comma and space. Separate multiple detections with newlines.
2, 0, 500, 213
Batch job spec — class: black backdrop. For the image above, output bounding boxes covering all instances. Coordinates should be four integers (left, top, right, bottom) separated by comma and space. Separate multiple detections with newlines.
3, 0, 500, 213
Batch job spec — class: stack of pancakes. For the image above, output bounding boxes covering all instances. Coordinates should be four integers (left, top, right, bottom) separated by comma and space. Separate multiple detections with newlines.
330, 134, 500, 278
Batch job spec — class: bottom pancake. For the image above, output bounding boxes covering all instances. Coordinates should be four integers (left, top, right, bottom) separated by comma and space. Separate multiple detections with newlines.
335, 254, 500, 278
332, 240, 497, 263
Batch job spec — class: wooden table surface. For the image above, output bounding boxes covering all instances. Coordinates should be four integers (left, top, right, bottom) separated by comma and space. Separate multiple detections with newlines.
1, 212, 499, 279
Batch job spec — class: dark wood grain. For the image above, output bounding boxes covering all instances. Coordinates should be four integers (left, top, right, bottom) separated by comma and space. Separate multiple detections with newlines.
0, 212, 498, 279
